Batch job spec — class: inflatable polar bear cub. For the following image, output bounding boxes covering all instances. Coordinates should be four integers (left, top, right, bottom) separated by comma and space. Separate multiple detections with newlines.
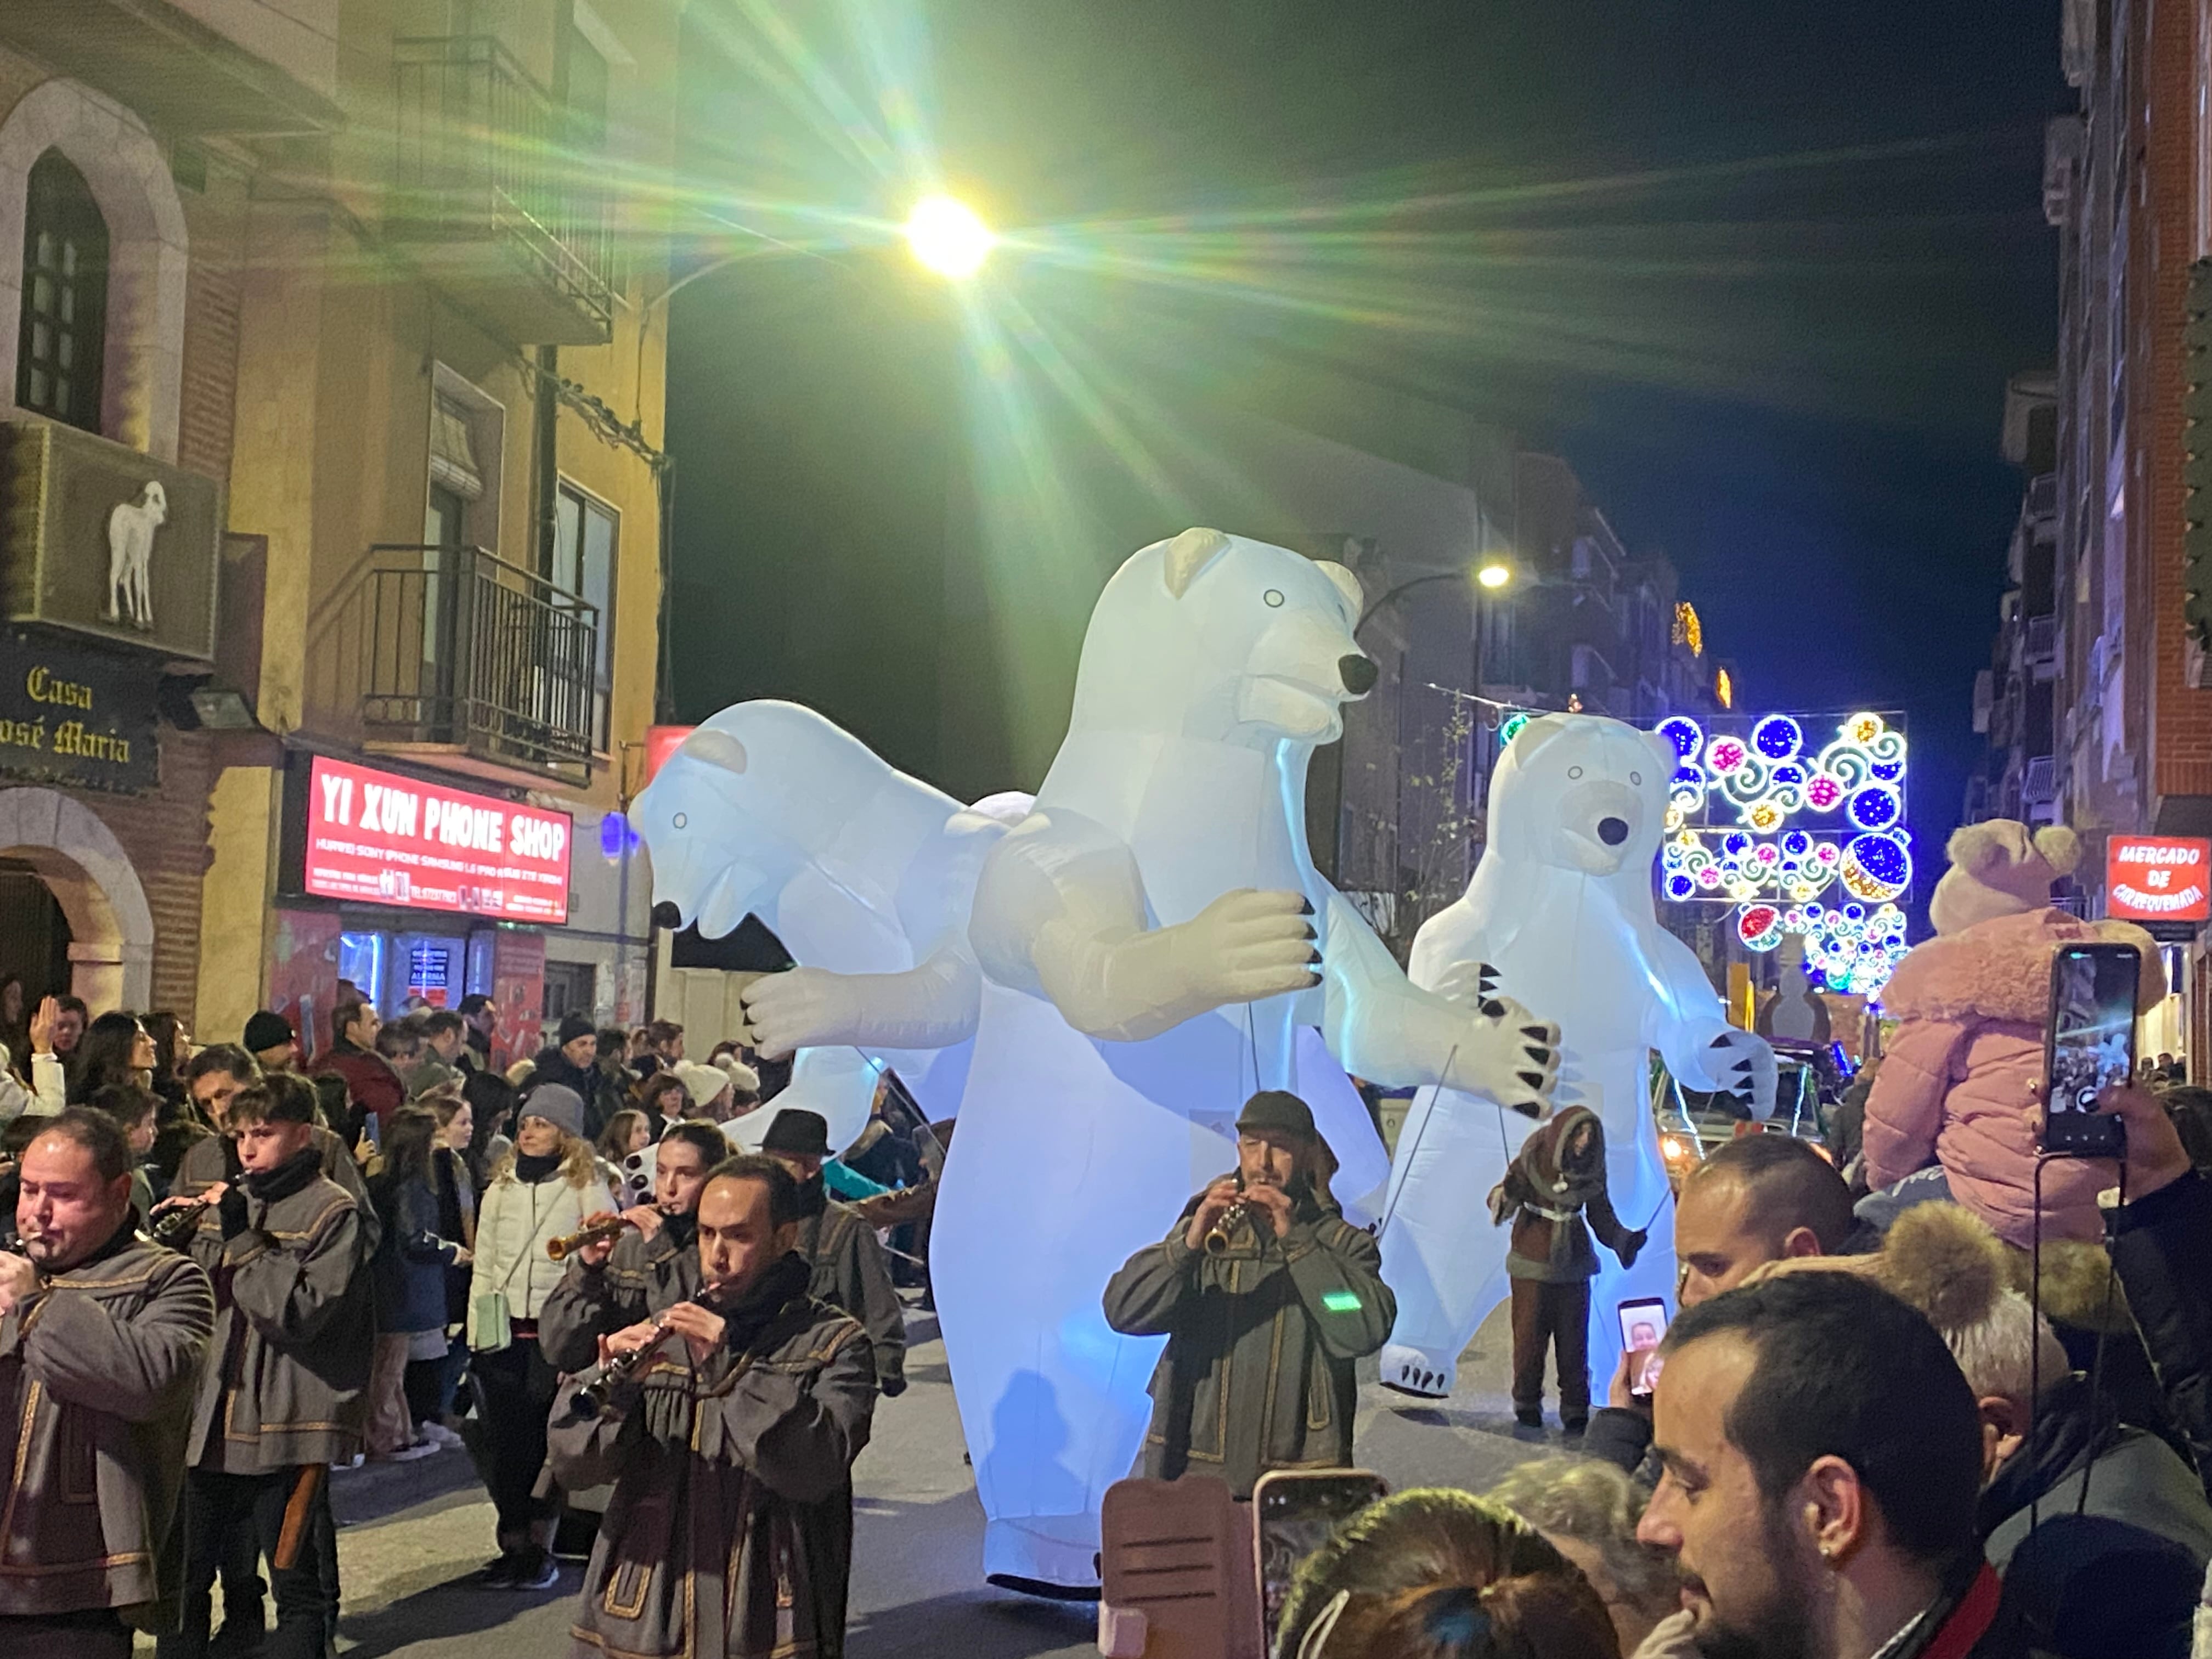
634, 701, 1024, 1150
933, 528, 1566, 1589
1376, 713, 1776, 1401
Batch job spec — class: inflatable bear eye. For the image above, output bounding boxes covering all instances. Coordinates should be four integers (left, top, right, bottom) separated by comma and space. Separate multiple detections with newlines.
673, 812, 687, 828
1568, 766, 1584, 780
1263, 589, 1284, 608
1630, 771, 1642, 785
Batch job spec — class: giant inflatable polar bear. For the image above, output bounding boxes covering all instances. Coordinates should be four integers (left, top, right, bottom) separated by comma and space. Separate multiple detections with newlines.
934, 528, 1565, 1590
633, 701, 1023, 1150
1375, 713, 1775, 1400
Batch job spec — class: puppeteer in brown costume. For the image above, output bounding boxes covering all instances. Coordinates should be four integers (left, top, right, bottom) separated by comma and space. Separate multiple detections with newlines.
1489, 1103, 1643, 1432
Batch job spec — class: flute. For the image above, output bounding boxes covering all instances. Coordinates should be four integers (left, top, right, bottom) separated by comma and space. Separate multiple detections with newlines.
547, 1212, 641, 1262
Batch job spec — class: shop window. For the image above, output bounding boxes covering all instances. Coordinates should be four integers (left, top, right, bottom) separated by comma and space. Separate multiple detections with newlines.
15, 149, 109, 435
553, 481, 617, 745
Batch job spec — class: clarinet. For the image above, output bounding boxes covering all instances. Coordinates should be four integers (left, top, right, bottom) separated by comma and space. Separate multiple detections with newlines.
149, 1197, 215, 1247
574, 1287, 719, 1415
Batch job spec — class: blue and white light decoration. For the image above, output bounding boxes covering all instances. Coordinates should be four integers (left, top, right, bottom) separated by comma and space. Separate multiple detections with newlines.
1655, 710, 1913, 997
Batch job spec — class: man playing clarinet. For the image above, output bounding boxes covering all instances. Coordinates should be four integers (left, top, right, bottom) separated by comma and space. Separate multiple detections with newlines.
550, 1154, 877, 1658
0, 1108, 215, 1657
1102, 1090, 1396, 1497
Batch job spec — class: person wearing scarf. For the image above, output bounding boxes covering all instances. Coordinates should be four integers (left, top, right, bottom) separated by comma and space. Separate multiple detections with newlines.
550, 1155, 876, 1657
539, 1121, 726, 1372
1488, 1103, 1645, 1433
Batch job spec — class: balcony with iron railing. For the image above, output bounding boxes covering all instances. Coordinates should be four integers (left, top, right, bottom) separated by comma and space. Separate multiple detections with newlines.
349, 544, 602, 785
388, 36, 616, 345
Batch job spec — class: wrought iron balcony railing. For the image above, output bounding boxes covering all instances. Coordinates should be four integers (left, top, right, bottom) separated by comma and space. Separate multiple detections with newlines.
357, 544, 601, 775
390, 36, 616, 344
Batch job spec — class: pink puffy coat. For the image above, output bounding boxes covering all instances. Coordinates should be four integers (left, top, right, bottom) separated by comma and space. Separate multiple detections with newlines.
1864, 907, 2158, 1249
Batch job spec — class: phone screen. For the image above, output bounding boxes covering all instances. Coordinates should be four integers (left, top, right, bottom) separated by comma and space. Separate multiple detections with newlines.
362, 1111, 380, 1151
2044, 943, 2136, 1158
1618, 1297, 1669, 1395
1255, 1470, 1387, 1657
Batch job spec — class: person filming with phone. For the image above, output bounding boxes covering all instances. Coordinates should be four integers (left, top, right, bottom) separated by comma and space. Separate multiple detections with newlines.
1101, 1090, 1394, 1498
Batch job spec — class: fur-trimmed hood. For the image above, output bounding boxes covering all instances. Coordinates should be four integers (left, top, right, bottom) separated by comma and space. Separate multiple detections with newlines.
1881, 907, 2165, 1026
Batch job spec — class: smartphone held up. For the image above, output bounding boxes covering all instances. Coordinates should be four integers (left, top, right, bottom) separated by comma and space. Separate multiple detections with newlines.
2041, 941, 2135, 1160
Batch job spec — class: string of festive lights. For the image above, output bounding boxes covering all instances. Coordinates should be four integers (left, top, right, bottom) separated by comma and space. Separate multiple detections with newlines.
1436, 691, 1915, 998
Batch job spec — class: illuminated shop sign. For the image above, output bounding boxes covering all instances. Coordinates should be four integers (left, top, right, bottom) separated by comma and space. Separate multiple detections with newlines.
2107, 837, 2211, 923
303, 755, 571, 924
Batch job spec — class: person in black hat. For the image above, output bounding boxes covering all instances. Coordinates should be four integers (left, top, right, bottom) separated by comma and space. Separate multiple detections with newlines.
522, 1011, 622, 1142
759, 1109, 906, 1397
1102, 1089, 1396, 1497
242, 1009, 298, 1075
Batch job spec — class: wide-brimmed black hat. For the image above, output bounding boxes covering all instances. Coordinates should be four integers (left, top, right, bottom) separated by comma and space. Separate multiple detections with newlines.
1236, 1090, 1317, 1139
760, 1108, 832, 1160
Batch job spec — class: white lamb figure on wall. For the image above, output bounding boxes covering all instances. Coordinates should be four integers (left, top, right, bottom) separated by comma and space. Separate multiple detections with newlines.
934, 527, 1564, 1591
1374, 713, 1776, 1402
105, 479, 165, 632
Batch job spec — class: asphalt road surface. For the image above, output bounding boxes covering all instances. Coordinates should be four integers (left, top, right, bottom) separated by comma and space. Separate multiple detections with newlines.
147, 1300, 1570, 1657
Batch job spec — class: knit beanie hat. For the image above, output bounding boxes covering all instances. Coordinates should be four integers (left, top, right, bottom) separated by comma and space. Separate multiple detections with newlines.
673, 1062, 731, 1111
556, 1011, 596, 1048
243, 1010, 295, 1053
520, 1082, 584, 1140
1928, 820, 2081, 937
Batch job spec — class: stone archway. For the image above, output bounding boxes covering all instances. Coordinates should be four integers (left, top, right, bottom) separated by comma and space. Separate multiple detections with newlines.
0, 77, 189, 460
0, 786, 153, 1011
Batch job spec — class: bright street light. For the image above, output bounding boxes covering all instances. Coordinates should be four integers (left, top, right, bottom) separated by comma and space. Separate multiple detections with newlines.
904, 194, 995, 280
1476, 560, 1513, 590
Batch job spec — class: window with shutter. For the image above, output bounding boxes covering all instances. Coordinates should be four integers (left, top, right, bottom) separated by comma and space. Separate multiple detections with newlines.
15, 149, 109, 435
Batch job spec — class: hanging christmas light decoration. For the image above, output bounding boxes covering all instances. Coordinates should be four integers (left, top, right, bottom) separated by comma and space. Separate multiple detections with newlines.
1657, 710, 1913, 917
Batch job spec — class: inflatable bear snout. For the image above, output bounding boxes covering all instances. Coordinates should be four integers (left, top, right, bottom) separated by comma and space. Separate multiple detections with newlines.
1559, 778, 1647, 875
1339, 653, 1379, 695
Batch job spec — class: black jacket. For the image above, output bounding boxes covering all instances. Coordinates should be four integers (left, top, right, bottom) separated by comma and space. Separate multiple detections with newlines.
1980, 1375, 2212, 1659
2107, 1167, 2212, 1494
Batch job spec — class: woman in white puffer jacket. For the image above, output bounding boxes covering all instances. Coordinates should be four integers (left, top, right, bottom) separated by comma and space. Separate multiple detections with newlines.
465, 1082, 611, 1588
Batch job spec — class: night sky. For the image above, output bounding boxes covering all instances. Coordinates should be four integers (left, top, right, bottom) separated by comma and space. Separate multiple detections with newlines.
667, 0, 2072, 922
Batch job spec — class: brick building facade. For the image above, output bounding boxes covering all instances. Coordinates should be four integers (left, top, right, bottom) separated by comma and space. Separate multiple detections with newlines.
2034, 0, 2212, 1061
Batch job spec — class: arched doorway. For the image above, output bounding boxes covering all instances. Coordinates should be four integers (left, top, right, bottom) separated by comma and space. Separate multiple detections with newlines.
0, 786, 153, 1011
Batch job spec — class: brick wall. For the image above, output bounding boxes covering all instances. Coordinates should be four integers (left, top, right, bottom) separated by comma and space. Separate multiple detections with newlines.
2149, 0, 2212, 799
67, 726, 213, 1023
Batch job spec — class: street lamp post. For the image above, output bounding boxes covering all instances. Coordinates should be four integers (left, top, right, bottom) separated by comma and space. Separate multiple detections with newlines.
1352, 558, 1513, 637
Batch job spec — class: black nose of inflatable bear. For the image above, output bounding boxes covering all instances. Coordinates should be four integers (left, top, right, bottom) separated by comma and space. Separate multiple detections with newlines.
651, 901, 683, 929
1598, 816, 1630, 847
1339, 654, 1379, 695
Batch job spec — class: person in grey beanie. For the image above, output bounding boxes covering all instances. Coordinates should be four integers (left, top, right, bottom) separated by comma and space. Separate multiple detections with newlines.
464, 1081, 611, 1588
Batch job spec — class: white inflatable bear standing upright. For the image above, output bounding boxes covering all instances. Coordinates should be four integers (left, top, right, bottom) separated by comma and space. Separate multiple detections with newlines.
935, 528, 1565, 1590
1374, 714, 1775, 1401
634, 701, 1022, 1149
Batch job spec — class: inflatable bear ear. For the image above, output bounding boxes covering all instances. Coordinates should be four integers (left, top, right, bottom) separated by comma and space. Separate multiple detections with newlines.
1508, 713, 1571, 764
1646, 729, 1680, 781
1162, 527, 1231, 599
677, 728, 749, 776
1315, 561, 1364, 616
2032, 825, 2082, 878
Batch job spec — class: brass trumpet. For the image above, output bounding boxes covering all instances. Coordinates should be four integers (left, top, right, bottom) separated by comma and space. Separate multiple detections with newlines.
546, 1214, 637, 1262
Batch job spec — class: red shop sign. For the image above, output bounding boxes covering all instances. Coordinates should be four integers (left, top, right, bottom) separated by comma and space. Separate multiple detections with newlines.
2106, 836, 2212, 923
304, 755, 572, 924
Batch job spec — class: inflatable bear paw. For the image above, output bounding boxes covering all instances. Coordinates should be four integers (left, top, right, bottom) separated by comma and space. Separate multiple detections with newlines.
1431, 964, 1561, 1118
1378, 1344, 1455, 1400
